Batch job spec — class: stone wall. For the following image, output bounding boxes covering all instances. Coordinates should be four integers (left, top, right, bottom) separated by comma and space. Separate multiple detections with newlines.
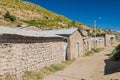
0, 34, 65, 78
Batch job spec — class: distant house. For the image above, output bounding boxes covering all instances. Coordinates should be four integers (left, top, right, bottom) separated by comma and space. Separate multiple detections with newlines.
83, 37, 92, 52
95, 36, 105, 48
98, 34, 116, 46
106, 34, 116, 46
83, 37, 95, 52
0, 26, 66, 78
83, 36, 105, 53
39, 28, 84, 60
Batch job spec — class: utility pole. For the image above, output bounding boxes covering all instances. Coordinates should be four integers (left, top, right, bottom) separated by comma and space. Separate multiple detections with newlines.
94, 17, 101, 49
94, 20, 97, 48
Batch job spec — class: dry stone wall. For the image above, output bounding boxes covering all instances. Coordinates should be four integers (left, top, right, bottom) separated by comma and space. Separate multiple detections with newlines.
0, 35, 65, 78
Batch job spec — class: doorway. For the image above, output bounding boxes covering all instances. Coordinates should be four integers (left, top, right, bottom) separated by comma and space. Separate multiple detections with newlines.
76, 42, 80, 57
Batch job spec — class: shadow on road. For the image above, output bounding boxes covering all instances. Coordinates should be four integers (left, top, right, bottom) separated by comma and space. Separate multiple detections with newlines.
104, 59, 120, 75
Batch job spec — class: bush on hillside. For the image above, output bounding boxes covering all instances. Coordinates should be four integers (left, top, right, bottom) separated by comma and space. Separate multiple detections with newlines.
109, 44, 120, 61
4, 11, 16, 22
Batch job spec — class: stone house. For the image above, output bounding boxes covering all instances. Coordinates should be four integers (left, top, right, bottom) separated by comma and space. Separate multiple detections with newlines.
96, 37, 105, 48
39, 28, 84, 60
0, 26, 66, 78
83, 36, 105, 53
97, 34, 116, 46
83, 37, 92, 52
83, 37, 95, 52
104, 34, 116, 46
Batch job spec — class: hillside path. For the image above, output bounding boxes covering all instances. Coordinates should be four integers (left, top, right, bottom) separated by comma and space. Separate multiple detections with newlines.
43, 43, 120, 80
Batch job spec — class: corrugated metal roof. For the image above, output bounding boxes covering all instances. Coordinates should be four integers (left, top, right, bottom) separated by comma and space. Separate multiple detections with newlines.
39, 28, 78, 35
0, 26, 62, 38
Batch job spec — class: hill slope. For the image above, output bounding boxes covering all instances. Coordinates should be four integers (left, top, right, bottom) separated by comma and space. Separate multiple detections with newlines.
0, 0, 88, 29
0, 0, 118, 37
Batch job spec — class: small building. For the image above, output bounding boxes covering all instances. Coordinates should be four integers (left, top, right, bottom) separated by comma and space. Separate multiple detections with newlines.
97, 34, 116, 46
0, 26, 66, 78
83, 36, 105, 53
96, 37, 105, 48
39, 28, 84, 60
104, 34, 116, 46
83, 37, 93, 52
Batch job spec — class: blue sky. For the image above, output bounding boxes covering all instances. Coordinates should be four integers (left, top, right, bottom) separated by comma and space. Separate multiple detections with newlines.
26, 0, 120, 30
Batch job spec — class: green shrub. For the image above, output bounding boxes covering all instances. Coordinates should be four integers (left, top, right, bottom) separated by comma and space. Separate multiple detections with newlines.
109, 44, 120, 61
92, 48, 101, 53
23, 71, 43, 80
4, 11, 16, 22
45, 64, 63, 72
84, 51, 93, 56
88, 32, 94, 36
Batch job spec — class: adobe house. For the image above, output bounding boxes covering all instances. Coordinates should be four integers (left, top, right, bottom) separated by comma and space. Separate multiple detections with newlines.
80, 30, 97, 52
39, 28, 84, 60
83, 36, 105, 53
83, 37, 92, 52
0, 26, 66, 78
97, 34, 116, 46
104, 34, 116, 46
96, 37, 105, 48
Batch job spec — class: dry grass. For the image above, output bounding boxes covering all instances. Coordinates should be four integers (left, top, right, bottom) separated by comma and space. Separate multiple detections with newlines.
92, 48, 104, 53
84, 51, 94, 56
22, 61, 73, 80
0, 61, 73, 80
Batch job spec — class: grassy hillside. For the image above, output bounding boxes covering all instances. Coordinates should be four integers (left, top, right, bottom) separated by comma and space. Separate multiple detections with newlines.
0, 0, 118, 36
0, 0, 86, 29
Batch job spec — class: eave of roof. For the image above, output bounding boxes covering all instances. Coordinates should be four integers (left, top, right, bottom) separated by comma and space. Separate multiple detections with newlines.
0, 26, 63, 38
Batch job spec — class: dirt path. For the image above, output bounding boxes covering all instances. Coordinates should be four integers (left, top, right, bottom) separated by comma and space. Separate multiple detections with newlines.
43, 44, 120, 80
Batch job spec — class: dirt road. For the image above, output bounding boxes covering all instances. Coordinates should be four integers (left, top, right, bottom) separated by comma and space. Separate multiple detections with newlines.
44, 44, 120, 80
